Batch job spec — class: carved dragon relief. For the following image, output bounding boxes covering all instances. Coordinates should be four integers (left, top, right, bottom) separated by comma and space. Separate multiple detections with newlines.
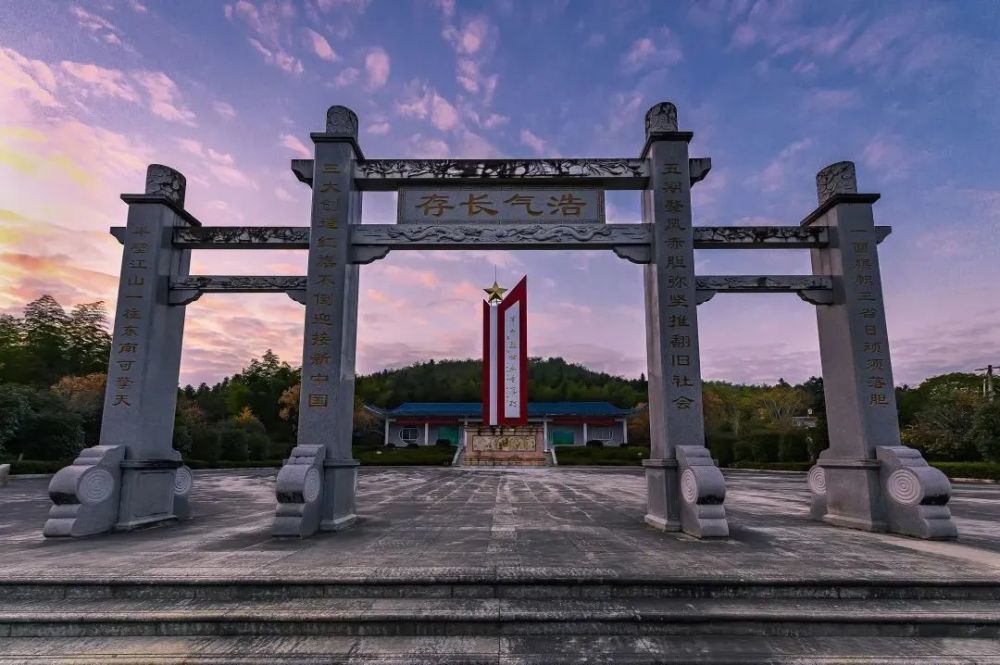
168, 276, 306, 306
173, 227, 311, 248
695, 275, 834, 307
355, 158, 648, 181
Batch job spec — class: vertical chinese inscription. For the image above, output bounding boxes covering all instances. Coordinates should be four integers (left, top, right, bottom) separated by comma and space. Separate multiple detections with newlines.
108, 221, 154, 410
303, 161, 345, 416
848, 234, 892, 411
659, 160, 700, 417
643, 134, 705, 458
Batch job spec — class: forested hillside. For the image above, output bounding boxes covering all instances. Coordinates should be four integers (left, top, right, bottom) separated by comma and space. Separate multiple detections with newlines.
1, 294, 998, 470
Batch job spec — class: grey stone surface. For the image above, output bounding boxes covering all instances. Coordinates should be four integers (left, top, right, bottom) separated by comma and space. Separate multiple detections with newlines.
45, 164, 194, 538
275, 106, 362, 536
5, 468, 1000, 581
805, 162, 957, 539
641, 102, 727, 537
1, 469, 1000, 661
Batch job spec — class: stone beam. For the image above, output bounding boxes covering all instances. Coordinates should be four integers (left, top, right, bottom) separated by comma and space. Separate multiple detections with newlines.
693, 226, 827, 248
168, 275, 306, 305
173, 227, 310, 249
291, 158, 710, 190
351, 222, 652, 251
695, 275, 834, 306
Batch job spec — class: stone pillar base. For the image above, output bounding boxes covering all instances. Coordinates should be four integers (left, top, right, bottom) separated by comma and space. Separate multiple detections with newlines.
115, 459, 184, 531
274, 445, 326, 537
877, 446, 957, 540
44, 445, 125, 538
644, 447, 729, 538
643, 458, 680, 532
810, 456, 887, 533
320, 459, 359, 532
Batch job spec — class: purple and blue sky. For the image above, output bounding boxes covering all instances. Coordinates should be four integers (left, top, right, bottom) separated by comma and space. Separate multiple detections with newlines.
1, 0, 998, 387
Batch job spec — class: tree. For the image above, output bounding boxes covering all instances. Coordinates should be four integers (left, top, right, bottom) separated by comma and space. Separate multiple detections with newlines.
50, 373, 106, 445
0, 384, 34, 455
902, 382, 982, 461
64, 302, 111, 375
970, 399, 1000, 462
1, 387, 85, 460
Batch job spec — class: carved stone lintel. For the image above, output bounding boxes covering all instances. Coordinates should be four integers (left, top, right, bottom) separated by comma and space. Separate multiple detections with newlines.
326, 105, 359, 137
44, 445, 125, 537
695, 290, 716, 305
695, 275, 833, 293
351, 246, 392, 265
173, 227, 311, 249
291, 159, 314, 186
689, 158, 711, 185
168, 276, 308, 305
612, 246, 652, 264
145, 164, 186, 207
169, 289, 203, 306
350, 223, 652, 250
692, 226, 827, 248
645, 102, 678, 136
816, 161, 858, 206
355, 159, 649, 191
798, 289, 834, 306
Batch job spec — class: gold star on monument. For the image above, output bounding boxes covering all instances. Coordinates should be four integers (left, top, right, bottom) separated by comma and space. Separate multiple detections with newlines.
483, 280, 508, 304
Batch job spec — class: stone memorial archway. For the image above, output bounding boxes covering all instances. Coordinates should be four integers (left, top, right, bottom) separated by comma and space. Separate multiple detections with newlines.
43, 102, 957, 542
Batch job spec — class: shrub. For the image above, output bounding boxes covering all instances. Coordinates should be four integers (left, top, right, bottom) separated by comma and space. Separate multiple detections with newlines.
406, 442, 419, 449
733, 439, 754, 464
216, 422, 250, 461
706, 432, 737, 467
585, 440, 603, 448
435, 438, 454, 447
778, 430, 811, 462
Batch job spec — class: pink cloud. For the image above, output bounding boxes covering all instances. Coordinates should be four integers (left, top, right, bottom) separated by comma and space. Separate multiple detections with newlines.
365, 48, 390, 89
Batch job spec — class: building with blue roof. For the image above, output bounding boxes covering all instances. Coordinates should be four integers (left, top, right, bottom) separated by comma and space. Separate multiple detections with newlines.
365, 402, 639, 448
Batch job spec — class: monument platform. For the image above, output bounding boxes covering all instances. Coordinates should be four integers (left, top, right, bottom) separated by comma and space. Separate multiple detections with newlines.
0, 467, 999, 663
463, 425, 546, 466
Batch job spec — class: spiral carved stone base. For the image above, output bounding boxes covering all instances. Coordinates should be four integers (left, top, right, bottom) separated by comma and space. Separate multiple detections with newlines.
643, 446, 728, 538
273, 445, 326, 537
877, 445, 957, 540
44, 445, 125, 538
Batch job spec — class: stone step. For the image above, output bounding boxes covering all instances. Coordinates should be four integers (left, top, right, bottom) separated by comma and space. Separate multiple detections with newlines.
1, 597, 998, 639
2, 635, 1000, 664
2, 576, 998, 602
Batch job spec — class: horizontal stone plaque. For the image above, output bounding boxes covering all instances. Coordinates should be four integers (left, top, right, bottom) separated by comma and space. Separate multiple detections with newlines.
398, 187, 604, 224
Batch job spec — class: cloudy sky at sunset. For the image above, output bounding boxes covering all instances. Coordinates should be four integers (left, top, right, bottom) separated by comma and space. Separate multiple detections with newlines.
1, 0, 998, 388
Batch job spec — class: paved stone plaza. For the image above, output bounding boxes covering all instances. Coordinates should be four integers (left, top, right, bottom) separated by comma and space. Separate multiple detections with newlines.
2, 467, 1000, 663
2, 467, 999, 580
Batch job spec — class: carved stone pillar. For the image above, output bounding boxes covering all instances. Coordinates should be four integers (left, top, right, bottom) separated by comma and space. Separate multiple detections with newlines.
45, 165, 194, 537
641, 103, 728, 538
805, 162, 956, 539
274, 106, 361, 536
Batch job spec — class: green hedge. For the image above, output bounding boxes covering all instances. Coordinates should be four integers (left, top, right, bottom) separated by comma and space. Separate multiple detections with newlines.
0, 459, 68, 474
355, 446, 455, 466
928, 462, 1000, 482
555, 445, 649, 466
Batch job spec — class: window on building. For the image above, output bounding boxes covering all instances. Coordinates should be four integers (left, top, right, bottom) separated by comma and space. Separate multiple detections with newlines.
551, 429, 575, 446
589, 426, 613, 441
398, 427, 420, 444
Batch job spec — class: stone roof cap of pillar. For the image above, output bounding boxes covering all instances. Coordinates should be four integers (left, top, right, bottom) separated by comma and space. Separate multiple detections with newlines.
311, 105, 365, 158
